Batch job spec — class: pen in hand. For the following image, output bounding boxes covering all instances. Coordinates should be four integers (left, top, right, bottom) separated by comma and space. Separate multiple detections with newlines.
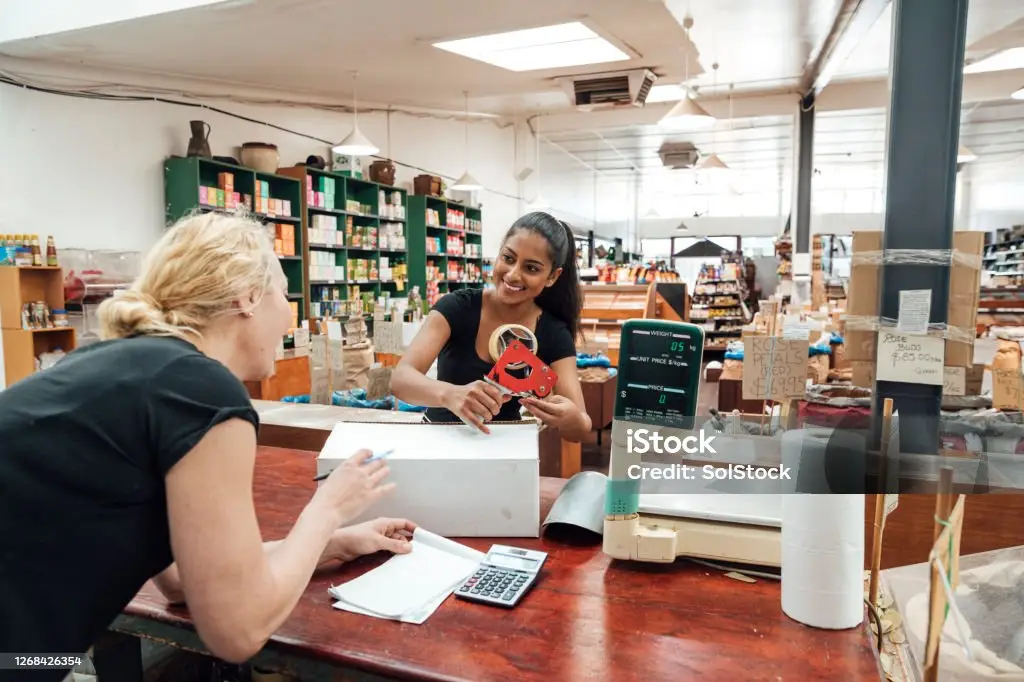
313, 449, 394, 481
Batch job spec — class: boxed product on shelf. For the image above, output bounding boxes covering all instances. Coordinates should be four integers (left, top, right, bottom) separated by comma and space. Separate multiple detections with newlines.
379, 190, 406, 220
309, 214, 341, 246
379, 222, 405, 250
426, 236, 442, 255
269, 223, 295, 257
426, 208, 442, 227
845, 230, 983, 368
466, 262, 481, 282
446, 234, 464, 255
446, 208, 465, 231
467, 217, 482, 233
310, 249, 344, 283
426, 259, 443, 283
465, 243, 481, 258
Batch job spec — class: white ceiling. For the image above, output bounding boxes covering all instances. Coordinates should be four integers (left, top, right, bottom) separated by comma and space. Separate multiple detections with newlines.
3, 0, 1024, 227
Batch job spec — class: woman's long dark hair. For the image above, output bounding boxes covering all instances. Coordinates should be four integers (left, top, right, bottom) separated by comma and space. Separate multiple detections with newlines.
504, 211, 582, 343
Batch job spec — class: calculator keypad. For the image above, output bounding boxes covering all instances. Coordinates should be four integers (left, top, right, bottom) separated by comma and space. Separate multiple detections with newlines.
458, 567, 530, 602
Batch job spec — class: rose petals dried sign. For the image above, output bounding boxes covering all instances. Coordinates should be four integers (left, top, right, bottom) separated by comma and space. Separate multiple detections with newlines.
742, 336, 809, 400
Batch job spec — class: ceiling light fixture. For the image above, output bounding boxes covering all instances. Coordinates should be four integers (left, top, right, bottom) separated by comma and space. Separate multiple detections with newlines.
645, 84, 687, 103
332, 71, 378, 157
957, 145, 977, 163
659, 16, 715, 131
1012, 85, 1024, 100
451, 91, 482, 191
432, 22, 630, 72
964, 47, 1024, 74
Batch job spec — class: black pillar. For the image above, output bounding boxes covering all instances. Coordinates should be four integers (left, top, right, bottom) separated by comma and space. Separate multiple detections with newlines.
873, 0, 968, 455
587, 230, 595, 267
794, 96, 814, 255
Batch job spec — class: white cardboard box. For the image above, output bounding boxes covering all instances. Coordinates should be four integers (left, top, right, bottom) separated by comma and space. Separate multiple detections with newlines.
316, 421, 540, 537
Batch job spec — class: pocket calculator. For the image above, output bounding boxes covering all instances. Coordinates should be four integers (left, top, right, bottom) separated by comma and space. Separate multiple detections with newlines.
454, 545, 547, 607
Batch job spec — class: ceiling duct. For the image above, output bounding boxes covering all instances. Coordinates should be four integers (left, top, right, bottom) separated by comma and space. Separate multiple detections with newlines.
556, 69, 657, 110
658, 141, 701, 169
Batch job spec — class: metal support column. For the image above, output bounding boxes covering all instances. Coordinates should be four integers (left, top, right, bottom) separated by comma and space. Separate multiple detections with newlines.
873, 0, 968, 456
794, 96, 815, 256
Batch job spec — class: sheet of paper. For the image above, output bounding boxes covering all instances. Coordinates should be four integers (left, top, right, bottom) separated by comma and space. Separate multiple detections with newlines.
875, 332, 944, 385
897, 290, 931, 334
328, 528, 483, 620
973, 337, 999, 365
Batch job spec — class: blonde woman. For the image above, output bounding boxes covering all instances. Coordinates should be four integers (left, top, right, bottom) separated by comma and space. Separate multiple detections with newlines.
0, 212, 411, 678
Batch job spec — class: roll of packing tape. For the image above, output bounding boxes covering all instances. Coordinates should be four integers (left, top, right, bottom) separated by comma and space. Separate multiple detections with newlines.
488, 323, 538, 367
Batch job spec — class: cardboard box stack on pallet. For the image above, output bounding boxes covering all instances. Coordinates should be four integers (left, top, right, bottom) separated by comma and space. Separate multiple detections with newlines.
844, 231, 984, 388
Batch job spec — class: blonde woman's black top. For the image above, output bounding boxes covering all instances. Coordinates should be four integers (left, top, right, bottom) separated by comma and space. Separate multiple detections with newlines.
0, 335, 258, 680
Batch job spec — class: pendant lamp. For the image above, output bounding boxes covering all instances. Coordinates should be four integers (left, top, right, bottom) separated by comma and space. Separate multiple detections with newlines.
332, 71, 378, 157
957, 145, 976, 163
451, 92, 482, 191
659, 15, 715, 131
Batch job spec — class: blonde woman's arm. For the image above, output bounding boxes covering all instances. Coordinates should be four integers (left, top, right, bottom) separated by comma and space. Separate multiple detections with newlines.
164, 419, 391, 663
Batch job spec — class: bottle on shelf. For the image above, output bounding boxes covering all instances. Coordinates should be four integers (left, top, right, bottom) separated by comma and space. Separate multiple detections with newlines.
46, 236, 58, 267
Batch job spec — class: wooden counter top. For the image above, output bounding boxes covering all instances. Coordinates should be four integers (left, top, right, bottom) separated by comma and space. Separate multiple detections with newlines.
113, 446, 881, 682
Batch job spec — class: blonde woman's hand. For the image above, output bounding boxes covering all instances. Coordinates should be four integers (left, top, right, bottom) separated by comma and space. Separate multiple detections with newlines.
314, 449, 395, 526
323, 517, 417, 562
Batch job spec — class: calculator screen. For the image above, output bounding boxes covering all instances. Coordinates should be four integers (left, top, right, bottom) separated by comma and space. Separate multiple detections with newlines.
488, 552, 537, 571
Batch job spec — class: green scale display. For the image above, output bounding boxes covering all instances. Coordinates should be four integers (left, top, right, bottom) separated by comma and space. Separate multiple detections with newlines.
604, 319, 705, 517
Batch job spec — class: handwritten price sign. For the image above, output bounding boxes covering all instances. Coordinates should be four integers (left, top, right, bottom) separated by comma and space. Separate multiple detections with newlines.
876, 332, 944, 385
742, 337, 809, 400
993, 368, 1024, 410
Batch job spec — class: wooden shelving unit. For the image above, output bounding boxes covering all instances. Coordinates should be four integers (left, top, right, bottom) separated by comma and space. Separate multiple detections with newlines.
0, 266, 77, 386
277, 166, 409, 321
579, 282, 690, 365
406, 195, 484, 306
164, 156, 305, 325
691, 263, 750, 351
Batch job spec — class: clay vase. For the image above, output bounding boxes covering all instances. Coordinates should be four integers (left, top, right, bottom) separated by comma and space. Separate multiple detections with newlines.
369, 159, 396, 186
187, 120, 212, 158
240, 142, 280, 174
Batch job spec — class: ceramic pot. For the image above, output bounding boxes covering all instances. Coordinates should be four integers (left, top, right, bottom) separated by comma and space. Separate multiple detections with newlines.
240, 142, 279, 174
369, 159, 396, 185
187, 120, 211, 157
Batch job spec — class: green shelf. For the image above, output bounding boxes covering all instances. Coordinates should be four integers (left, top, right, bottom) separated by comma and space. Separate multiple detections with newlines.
277, 166, 409, 320
407, 195, 485, 305
163, 156, 306, 325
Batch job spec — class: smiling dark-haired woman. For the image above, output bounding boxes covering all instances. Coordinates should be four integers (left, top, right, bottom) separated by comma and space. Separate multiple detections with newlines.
390, 211, 591, 440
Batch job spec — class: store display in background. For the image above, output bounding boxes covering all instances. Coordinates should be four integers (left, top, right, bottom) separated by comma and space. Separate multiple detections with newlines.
0, 234, 57, 267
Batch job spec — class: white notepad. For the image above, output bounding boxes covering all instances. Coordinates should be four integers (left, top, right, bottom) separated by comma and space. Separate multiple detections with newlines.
328, 528, 484, 624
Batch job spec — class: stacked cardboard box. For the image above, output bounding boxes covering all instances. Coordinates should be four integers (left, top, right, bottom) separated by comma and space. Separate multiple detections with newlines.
846, 231, 984, 387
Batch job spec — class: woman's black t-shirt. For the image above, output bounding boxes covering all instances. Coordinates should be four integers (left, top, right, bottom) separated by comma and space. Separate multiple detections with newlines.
0, 336, 258, 680
424, 288, 576, 423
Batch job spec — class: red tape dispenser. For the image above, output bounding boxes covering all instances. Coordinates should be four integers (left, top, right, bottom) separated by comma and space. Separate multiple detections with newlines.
484, 324, 558, 398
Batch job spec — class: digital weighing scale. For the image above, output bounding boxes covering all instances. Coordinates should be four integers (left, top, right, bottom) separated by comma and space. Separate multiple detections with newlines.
602, 319, 783, 567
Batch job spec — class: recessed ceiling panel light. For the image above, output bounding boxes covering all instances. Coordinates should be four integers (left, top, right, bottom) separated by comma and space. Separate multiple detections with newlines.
964, 47, 1024, 74
645, 84, 687, 103
432, 22, 630, 72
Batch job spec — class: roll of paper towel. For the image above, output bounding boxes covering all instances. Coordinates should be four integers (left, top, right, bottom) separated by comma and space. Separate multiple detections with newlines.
781, 428, 865, 629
